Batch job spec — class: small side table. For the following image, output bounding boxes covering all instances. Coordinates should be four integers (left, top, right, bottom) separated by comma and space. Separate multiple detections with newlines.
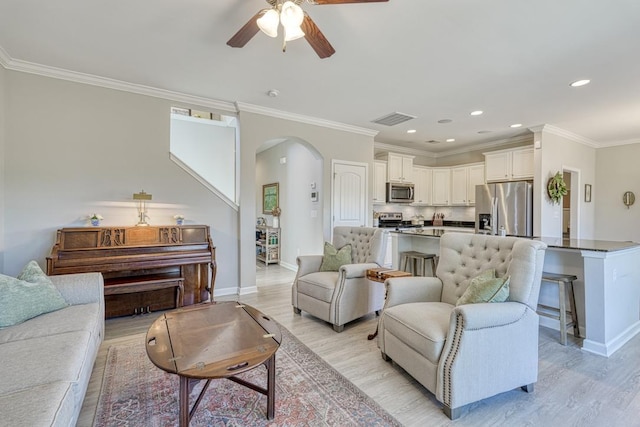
366, 268, 412, 340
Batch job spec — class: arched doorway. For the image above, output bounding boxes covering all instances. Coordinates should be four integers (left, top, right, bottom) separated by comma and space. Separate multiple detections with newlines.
255, 137, 324, 285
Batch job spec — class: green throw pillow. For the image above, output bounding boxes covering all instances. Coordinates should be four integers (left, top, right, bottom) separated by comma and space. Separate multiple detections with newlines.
319, 242, 352, 272
17, 260, 54, 284
0, 261, 68, 328
456, 269, 510, 306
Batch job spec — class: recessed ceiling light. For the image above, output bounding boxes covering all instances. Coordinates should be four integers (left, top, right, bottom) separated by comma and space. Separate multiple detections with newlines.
470, 110, 483, 116
510, 124, 522, 128
407, 129, 416, 134
570, 79, 591, 87
446, 138, 455, 142
437, 119, 453, 124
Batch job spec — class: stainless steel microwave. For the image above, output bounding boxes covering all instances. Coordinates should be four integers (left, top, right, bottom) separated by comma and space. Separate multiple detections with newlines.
386, 182, 414, 203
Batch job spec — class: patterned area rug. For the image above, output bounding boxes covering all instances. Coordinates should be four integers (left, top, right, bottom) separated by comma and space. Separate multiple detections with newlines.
94, 325, 401, 426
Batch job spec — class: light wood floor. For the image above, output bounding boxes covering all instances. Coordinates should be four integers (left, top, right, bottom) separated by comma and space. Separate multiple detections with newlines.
79, 264, 640, 426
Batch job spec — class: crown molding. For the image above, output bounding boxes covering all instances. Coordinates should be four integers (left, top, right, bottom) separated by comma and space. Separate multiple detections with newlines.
236, 102, 379, 138
0, 51, 236, 113
595, 138, 640, 148
2, 51, 378, 139
374, 142, 437, 158
375, 133, 534, 159
528, 124, 600, 148
433, 133, 534, 158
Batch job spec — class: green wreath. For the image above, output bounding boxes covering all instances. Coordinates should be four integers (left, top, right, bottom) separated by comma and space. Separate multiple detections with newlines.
547, 171, 568, 204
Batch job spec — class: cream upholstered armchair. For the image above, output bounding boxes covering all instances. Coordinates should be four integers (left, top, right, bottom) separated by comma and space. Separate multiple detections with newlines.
292, 226, 387, 332
377, 233, 546, 419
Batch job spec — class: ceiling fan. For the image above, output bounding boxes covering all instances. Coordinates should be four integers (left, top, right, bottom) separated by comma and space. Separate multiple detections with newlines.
227, 0, 388, 59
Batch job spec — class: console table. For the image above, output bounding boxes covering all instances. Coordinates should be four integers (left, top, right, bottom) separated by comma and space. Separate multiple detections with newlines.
47, 225, 216, 318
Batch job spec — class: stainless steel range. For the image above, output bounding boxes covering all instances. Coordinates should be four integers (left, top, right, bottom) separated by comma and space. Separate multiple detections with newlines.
378, 212, 404, 228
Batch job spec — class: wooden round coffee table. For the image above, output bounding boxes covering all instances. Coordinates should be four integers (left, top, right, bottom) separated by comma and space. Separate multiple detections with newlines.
145, 301, 281, 426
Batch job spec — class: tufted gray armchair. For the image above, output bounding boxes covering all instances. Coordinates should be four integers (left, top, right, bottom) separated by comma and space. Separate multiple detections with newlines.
292, 226, 387, 332
377, 232, 546, 419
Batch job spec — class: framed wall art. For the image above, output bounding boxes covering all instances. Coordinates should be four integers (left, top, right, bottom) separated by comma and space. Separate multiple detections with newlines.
263, 182, 279, 214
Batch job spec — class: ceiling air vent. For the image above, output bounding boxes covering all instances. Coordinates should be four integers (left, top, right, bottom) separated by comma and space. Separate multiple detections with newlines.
371, 112, 416, 126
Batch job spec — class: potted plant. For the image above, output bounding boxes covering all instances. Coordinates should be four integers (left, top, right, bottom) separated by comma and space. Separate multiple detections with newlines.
547, 171, 568, 204
173, 214, 185, 225
89, 213, 103, 226
271, 206, 281, 228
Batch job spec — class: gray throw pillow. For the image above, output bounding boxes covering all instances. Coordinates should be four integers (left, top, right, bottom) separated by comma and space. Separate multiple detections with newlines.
456, 269, 510, 306
0, 261, 68, 328
319, 242, 352, 272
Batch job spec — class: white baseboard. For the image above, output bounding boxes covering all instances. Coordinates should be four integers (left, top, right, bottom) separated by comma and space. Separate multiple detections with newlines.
582, 320, 640, 357
278, 261, 297, 271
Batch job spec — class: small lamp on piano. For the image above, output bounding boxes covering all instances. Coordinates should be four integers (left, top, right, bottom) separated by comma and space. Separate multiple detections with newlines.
133, 190, 152, 226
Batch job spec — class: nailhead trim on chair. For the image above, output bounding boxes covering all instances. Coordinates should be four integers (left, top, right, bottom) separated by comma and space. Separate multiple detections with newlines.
441, 308, 530, 408
442, 312, 465, 407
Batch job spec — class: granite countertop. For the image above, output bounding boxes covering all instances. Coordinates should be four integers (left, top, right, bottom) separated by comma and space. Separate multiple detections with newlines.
390, 227, 475, 237
537, 237, 640, 252
391, 229, 640, 253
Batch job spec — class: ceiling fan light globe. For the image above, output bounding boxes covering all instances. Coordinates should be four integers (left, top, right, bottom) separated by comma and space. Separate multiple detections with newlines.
257, 9, 279, 38
280, 1, 304, 28
284, 25, 305, 42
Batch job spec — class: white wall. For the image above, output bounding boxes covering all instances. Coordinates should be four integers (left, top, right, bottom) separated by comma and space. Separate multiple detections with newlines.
2, 71, 239, 294
594, 144, 640, 242
238, 110, 375, 292
256, 139, 324, 268
534, 128, 596, 239
0, 64, 5, 271
170, 115, 237, 204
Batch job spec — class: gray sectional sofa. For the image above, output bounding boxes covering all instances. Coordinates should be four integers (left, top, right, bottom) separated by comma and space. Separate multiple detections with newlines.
0, 272, 104, 426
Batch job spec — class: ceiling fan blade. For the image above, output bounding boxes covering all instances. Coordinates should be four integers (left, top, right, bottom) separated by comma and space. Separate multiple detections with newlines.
301, 14, 336, 58
227, 11, 263, 48
311, 0, 388, 4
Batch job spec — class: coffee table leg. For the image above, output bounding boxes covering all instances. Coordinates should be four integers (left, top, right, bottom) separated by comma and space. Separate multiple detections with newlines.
179, 376, 189, 427
266, 354, 276, 420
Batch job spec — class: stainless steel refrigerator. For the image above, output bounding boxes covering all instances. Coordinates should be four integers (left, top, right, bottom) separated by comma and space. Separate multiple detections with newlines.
475, 181, 533, 236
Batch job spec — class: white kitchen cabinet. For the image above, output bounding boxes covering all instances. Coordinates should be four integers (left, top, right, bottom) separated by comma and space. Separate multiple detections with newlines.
386, 153, 414, 183
467, 164, 485, 204
484, 147, 533, 182
373, 161, 387, 204
511, 148, 534, 179
451, 163, 485, 205
451, 167, 468, 205
431, 168, 451, 205
412, 166, 432, 205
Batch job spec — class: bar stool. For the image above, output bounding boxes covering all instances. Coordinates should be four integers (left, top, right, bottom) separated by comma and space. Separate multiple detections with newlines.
400, 251, 437, 277
537, 272, 579, 345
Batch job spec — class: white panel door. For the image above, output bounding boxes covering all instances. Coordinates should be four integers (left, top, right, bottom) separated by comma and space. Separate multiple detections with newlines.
333, 161, 368, 229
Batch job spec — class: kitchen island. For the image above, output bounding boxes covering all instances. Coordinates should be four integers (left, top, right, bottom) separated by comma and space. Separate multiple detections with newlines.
390, 230, 640, 357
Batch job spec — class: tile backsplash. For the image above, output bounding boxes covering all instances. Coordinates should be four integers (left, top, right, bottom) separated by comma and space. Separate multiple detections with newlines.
374, 205, 475, 222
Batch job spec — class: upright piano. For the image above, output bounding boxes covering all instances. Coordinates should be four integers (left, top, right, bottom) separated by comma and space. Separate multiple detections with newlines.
47, 225, 216, 318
